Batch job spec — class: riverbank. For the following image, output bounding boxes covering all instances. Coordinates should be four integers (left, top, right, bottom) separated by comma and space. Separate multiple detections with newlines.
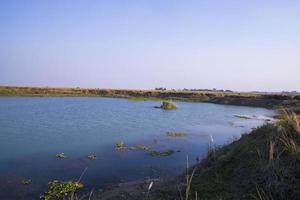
89, 111, 300, 200
189, 111, 300, 199
1, 86, 300, 111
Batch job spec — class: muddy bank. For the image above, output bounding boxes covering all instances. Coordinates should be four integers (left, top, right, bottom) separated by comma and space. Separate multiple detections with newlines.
1, 86, 299, 109
91, 178, 179, 200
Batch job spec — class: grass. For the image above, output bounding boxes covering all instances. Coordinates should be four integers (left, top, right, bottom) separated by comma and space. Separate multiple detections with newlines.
0, 86, 298, 109
55, 153, 66, 159
40, 180, 84, 200
129, 144, 152, 151
115, 141, 125, 150
166, 132, 188, 137
187, 110, 300, 199
160, 101, 177, 110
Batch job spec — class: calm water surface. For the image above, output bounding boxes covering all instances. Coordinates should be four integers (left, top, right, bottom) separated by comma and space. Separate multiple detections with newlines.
0, 97, 275, 199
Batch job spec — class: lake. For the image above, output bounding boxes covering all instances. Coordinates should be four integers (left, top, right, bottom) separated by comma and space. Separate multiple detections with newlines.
0, 97, 275, 199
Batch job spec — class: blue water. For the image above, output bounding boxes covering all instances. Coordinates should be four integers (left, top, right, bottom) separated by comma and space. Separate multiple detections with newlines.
0, 97, 275, 199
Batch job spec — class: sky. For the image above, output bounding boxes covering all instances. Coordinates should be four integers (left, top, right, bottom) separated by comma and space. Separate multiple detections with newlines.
0, 0, 299, 92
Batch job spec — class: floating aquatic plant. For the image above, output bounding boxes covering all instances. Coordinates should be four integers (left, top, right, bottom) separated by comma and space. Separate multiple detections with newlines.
21, 179, 32, 185
129, 144, 151, 151
148, 150, 175, 157
55, 153, 66, 159
115, 141, 125, 150
40, 180, 84, 200
87, 154, 97, 160
166, 131, 188, 137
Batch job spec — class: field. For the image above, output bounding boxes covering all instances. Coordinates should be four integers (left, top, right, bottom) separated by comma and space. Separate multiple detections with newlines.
0, 86, 299, 110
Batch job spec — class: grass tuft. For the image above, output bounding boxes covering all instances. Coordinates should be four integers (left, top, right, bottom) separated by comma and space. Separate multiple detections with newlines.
166, 132, 188, 137
160, 101, 177, 110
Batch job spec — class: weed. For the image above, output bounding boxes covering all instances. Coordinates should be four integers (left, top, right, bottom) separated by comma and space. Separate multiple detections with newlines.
40, 180, 84, 200
87, 154, 97, 160
115, 141, 125, 150
55, 153, 66, 159
166, 132, 188, 137
21, 179, 32, 186
148, 150, 175, 156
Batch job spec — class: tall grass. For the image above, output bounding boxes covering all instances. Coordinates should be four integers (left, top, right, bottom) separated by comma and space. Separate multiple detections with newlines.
184, 155, 198, 200
278, 109, 300, 157
280, 109, 300, 134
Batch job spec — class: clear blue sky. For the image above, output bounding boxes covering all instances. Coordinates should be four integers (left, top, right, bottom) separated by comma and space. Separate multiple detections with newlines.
0, 0, 299, 91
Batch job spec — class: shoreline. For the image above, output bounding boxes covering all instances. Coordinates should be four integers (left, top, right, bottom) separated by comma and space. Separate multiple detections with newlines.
90, 113, 300, 200
1, 86, 299, 199
1, 86, 299, 110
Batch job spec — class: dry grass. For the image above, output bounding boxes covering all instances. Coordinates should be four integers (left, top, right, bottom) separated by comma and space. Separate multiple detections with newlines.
1, 86, 297, 108
187, 110, 300, 200
280, 109, 300, 134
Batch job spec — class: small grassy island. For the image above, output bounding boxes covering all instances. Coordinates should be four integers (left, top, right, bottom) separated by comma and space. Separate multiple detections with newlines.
160, 101, 177, 110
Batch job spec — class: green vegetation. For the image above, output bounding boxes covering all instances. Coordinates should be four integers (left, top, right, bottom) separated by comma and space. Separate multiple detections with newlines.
0, 86, 299, 110
115, 141, 125, 150
148, 150, 175, 157
187, 111, 300, 199
166, 131, 188, 137
55, 153, 66, 159
129, 144, 151, 151
21, 179, 32, 186
40, 180, 84, 200
128, 97, 161, 101
160, 101, 177, 110
87, 154, 97, 160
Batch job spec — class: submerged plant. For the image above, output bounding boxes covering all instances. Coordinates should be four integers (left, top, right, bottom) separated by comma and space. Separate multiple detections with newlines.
21, 179, 32, 185
115, 141, 125, 150
166, 131, 188, 137
55, 153, 66, 159
40, 180, 84, 200
148, 150, 175, 157
87, 154, 97, 160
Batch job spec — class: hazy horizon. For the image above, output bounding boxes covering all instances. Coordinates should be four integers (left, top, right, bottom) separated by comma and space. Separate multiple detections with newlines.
1, 1, 299, 92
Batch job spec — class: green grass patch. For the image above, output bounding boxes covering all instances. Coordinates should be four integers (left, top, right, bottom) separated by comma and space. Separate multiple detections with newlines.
55, 153, 66, 159
40, 180, 84, 200
115, 141, 125, 150
166, 131, 188, 137
129, 144, 151, 151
